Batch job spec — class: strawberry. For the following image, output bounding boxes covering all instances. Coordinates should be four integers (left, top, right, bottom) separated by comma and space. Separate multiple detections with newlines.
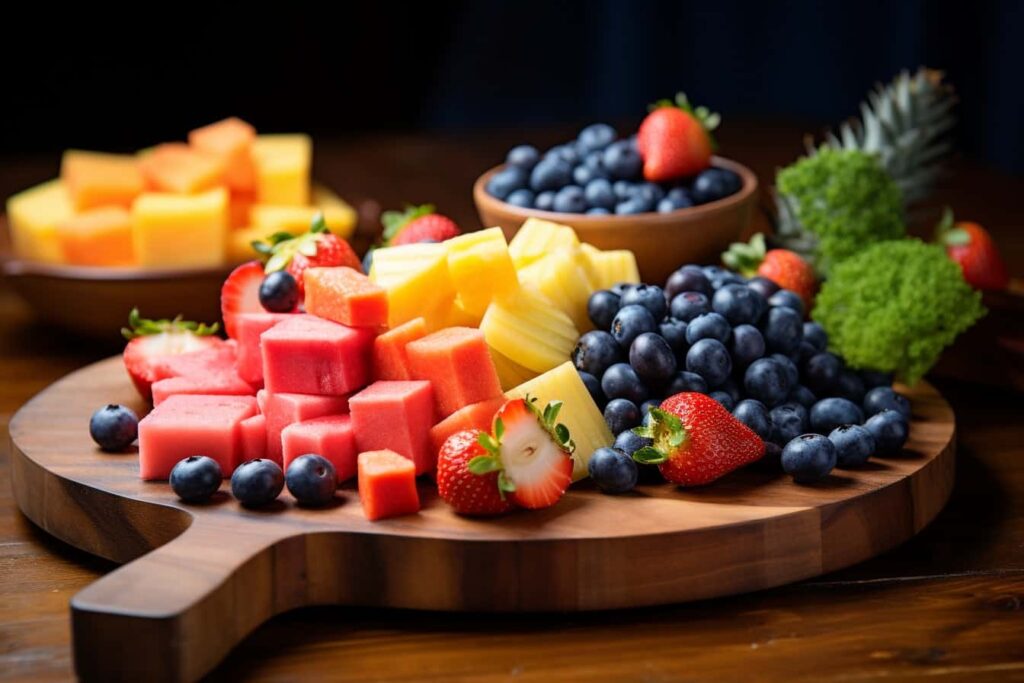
220, 260, 265, 338
437, 429, 515, 516
637, 93, 719, 182
254, 213, 362, 296
633, 393, 764, 486
722, 233, 817, 310
381, 204, 461, 246
935, 208, 1010, 291
121, 308, 224, 402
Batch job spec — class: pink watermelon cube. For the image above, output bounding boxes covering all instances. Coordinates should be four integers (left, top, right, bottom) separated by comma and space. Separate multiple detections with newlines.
151, 373, 255, 406
138, 394, 258, 480
240, 414, 266, 461
406, 327, 503, 418
259, 389, 350, 463
160, 340, 239, 378
349, 381, 436, 475
261, 314, 375, 396
234, 312, 293, 386
282, 415, 357, 482
358, 450, 420, 521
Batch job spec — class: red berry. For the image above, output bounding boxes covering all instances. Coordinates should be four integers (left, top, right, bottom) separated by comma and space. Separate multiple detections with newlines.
436, 429, 515, 516
637, 93, 718, 182
220, 261, 265, 338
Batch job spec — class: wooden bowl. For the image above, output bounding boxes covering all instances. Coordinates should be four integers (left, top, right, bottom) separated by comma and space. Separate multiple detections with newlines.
473, 156, 759, 284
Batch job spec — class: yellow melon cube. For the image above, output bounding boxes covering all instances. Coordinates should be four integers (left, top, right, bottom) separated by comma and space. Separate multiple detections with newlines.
489, 346, 538, 392
506, 361, 614, 481
369, 243, 455, 329
131, 187, 228, 268
226, 226, 263, 263
252, 134, 311, 206
508, 218, 580, 268
446, 227, 519, 316
5, 179, 74, 264
480, 286, 578, 374
311, 186, 358, 239
516, 247, 594, 332
250, 203, 356, 241
581, 243, 640, 289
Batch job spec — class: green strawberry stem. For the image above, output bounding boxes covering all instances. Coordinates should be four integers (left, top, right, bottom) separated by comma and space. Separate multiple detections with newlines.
933, 206, 970, 246
253, 212, 332, 273
631, 408, 690, 465
722, 233, 768, 277
649, 92, 721, 148
381, 204, 436, 243
121, 307, 219, 340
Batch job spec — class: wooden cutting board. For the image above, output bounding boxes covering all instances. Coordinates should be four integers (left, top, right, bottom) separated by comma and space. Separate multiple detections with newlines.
8, 357, 956, 683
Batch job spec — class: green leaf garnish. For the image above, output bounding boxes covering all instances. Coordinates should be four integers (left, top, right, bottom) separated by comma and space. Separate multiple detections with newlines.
121, 307, 219, 340
467, 455, 502, 475
633, 447, 667, 465
381, 204, 435, 243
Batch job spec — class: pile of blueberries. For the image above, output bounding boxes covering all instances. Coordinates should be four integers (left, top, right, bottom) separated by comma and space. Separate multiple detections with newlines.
573, 265, 912, 485
485, 123, 742, 215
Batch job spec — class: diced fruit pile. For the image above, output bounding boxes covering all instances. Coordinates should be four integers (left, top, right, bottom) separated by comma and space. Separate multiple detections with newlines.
485, 94, 742, 216
5, 117, 356, 269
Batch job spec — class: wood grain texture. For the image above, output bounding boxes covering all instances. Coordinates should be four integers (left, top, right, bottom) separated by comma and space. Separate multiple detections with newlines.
8, 356, 954, 681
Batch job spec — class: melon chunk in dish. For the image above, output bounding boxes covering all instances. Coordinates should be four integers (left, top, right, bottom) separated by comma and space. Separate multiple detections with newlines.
138, 143, 226, 195
261, 315, 375, 396
349, 381, 436, 475
131, 187, 228, 268
57, 206, 135, 267
138, 394, 258, 480
252, 134, 311, 206
61, 150, 145, 211
188, 117, 257, 193
240, 414, 267, 461
282, 415, 357, 482
429, 397, 506, 454
304, 267, 388, 328
151, 374, 254, 406
234, 312, 292, 386
358, 450, 420, 521
258, 389, 349, 464
372, 317, 427, 381
5, 179, 74, 264
406, 327, 502, 418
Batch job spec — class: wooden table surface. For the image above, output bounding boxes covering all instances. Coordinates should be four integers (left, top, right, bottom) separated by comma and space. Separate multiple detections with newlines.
2, 123, 1024, 682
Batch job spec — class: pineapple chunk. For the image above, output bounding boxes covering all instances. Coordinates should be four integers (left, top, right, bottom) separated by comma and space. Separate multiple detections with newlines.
252, 134, 311, 206
370, 243, 455, 329
480, 286, 578, 374
506, 361, 614, 481
516, 247, 594, 332
6, 179, 74, 264
581, 243, 640, 289
446, 227, 519, 316
439, 296, 483, 329
489, 347, 538, 392
250, 203, 356, 240
508, 218, 580, 268
131, 187, 228, 268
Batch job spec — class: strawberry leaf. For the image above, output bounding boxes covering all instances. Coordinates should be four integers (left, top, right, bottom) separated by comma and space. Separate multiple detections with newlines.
497, 471, 516, 494
493, 417, 505, 442
467, 455, 502, 475
121, 307, 219, 340
633, 447, 667, 465
310, 212, 328, 234
381, 204, 436, 243
477, 431, 501, 458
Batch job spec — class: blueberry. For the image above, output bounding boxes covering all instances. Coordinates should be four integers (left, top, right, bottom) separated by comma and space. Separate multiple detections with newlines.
615, 198, 650, 215
361, 248, 374, 274
613, 180, 634, 200
712, 283, 765, 326
834, 371, 867, 404
685, 338, 732, 387
787, 384, 817, 409
728, 324, 765, 368
859, 369, 894, 389
691, 168, 733, 204
769, 403, 807, 446
718, 378, 742, 402
553, 185, 587, 213
584, 178, 616, 210
759, 441, 784, 471
573, 164, 598, 186
614, 430, 653, 457
579, 370, 605, 408
802, 352, 842, 396
547, 144, 579, 165
634, 183, 664, 205
259, 271, 299, 313
486, 165, 529, 200
611, 282, 635, 296
796, 340, 818, 365
285, 454, 338, 507
767, 290, 805, 317
769, 353, 799, 388
746, 276, 780, 299
733, 399, 771, 440
809, 398, 864, 435
829, 424, 876, 468
601, 363, 649, 405
506, 144, 540, 170
717, 168, 743, 194
702, 265, 730, 283
864, 409, 909, 455
657, 198, 678, 213
169, 455, 222, 503
603, 140, 643, 180
709, 391, 735, 411
659, 319, 689, 356
621, 284, 667, 321
506, 189, 535, 208
744, 358, 791, 406
664, 371, 709, 396
587, 207, 611, 215
781, 434, 836, 483
659, 188, 694, 212
761, 306, 803, 354
529, 157, 573, 192
802, 322, 828, 352
534, 190, 556, 211
230, 458, 285, 507
665, 266, 713, 299
89, 404, 139, 451
629, 332, 677, 385
610, 304, 658, 350
603, 398, 641, 435
572, 330, 622, 377
584, 151, 606, 172
588, 447, 638, 494
640, 399, 661, 415
578, 123, 617, 153
587, 289, 621, 330
685, 312, 731, 344
862, 387, 911, 420
670, 291, 711, 322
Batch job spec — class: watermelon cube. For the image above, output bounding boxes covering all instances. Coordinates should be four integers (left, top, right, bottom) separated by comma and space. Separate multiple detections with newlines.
282, 415, 357, 482
304, 267, 388, 328
234, 312, 293, 386
151, 374, 255, 406
240, 414, 267, 461
358, 450, 420, 521
372, 317, 427, 381
349, 381, 436, 475
259, 389, 350, 464
261, 314, 375, 396
429, 396, 506, 454
406, 327, 503, 418
138, 394, 258, 480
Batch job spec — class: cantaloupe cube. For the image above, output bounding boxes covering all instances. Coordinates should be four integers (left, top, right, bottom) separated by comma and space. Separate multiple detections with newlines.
138, 143, 226, 194
516, 247, 594, 332
304, 267, 388, 328
581, 243, 640, 290
446, 227, 519, 316
350, 381, 436, 475
282, 415, 357, 482
131, 187, 228, 268
188, 117, 257, 193
6, 179, 74, 264
259, 390, 350, 464
312, 185, 358, 239
480, 286, 579, 374
406, 327, 503, 418
250, 203, 357, 240
506, 361, 613, 481
508, 218, 580, 268
373, 317, 428, 381
358, 450, 420, 521
61, 150, 145, 211
252, 134, 311, 205
369, 243, 455, 329
261, 314, 375, 396
429, 396, 507, 454
240, 414, 267, 461
57, 206, 135, 266
228, 191, 256, 229
488, 347, 538, 392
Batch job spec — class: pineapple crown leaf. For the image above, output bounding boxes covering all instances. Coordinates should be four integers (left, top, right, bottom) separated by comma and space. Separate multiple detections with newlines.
934, 206, 970, 246
256, 213, 332, 273
381, 204, 435, 242
121, 307, 219, 340
721, 233, 768, 276
631, 408, 689, 465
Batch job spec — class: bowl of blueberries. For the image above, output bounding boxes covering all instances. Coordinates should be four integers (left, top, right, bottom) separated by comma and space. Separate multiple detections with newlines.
474, 122, 759, 284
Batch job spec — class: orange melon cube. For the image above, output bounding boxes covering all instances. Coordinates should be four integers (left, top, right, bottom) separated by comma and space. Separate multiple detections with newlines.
429, 397, 507, 454
56, 206, 135, 266
188, 117, 257, 193
304, 267, 388, 328
61, 150, 145, 211
372, 318, 428, 381
228, 191, 256, 229
138, 143, 226, 194
357, 449, 420, 521
406, 327, 503, 418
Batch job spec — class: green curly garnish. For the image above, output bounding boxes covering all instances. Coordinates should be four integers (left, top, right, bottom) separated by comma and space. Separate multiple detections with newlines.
811, 239, 985, 385
776, 148, 905, 275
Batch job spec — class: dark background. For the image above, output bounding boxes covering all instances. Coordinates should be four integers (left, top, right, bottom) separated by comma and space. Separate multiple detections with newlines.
2, 0, 1022, 173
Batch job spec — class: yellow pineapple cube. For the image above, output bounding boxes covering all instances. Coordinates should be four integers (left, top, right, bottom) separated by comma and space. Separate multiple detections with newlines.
131, 187, 228, 268
516, 246, 594, 332
581, 243, 640, 289
226, 226, 264, 263
6, 179, 74, 264
480, 285, 578, 374
508, 218, 580, 268
489, 346, 538, 392
446, 227, 519, 316
250, 203, 356, 240
506, 361, 614, 481
252, 134, 311, 206
370, 243, 455, 329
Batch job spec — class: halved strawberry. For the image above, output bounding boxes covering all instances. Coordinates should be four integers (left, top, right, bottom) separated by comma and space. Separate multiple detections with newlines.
436, 429, 515, 516
220, 260, 265, 338
254, 213, 362, 296
490, 397, 575, 510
